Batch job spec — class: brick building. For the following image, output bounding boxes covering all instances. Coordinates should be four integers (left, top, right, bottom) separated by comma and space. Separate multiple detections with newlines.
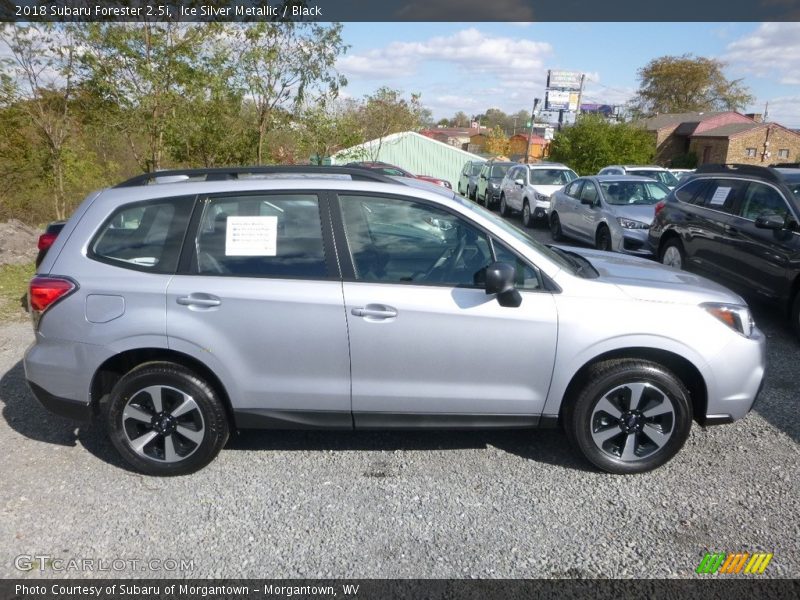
641, 111, 800, 166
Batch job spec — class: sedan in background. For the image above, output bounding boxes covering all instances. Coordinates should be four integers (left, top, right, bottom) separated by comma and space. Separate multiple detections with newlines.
347, 161, 452, 189
549, 176, 670, 255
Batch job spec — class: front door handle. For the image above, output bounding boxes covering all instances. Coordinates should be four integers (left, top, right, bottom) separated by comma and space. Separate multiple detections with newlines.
177, 294, 221, 308
351, 304, 398, 319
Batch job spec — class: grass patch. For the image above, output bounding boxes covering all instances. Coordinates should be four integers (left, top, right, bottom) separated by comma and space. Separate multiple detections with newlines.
0, 262, 34, 322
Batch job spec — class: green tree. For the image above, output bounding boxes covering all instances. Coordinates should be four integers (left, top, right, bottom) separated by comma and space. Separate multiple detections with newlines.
632, 54, 754, 116
232, 22, 348, 165
358, 87, 427, 161
549, 116, 655, 175
298, 100, 364, 165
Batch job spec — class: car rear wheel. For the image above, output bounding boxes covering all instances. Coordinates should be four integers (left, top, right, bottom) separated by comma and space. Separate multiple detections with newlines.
499, 194, 509, 217
107, 362, 229, 476
596, 225, 612, 251
522, 201, 533, 228
550, 212, 563, 241
791, 291, 800, 340
563, 359, 692, 474
661, 238, 685, 269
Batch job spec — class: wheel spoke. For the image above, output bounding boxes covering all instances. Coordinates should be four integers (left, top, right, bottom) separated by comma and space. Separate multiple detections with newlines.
176, 425, 204, 445
642, 424, 671, 449
595, 397, 622, 419
163, 435, 179, 462
643, 403, 674, 419
591, 426, 622, 446
123, 405, 153, 423
171, 396, 199, 418
623, 383, 648, 411
130, 431, 158, 455
139, 385, 164, 413
621, 432, 638, 460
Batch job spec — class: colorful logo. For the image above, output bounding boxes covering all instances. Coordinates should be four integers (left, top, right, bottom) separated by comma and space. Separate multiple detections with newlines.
696, 552, 773, 575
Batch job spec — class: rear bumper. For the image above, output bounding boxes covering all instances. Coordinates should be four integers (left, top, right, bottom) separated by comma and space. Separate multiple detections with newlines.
26, 380, 92, 421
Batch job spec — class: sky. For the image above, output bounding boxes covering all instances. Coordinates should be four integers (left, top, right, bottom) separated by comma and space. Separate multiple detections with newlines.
335, 22, 800, 128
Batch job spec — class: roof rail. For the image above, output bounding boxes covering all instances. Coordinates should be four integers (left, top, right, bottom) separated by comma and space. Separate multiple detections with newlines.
694, 163, 784, 184
771, 162, 800, 169
114, 165, 403, 188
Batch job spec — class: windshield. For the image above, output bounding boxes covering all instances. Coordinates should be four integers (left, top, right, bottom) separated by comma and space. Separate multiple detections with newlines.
632, 169, 679, 187
470, 163, 484, 176
490, 165, 511, 178
452, 194, 578, 274
529, 168, 578, 186
600, 181, 670, 205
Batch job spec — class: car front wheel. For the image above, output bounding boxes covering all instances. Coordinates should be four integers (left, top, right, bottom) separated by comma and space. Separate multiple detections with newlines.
563, 359, 692, 474
499, 194, 509, 217
107, 362, 229, 476
522, 201, 533, 228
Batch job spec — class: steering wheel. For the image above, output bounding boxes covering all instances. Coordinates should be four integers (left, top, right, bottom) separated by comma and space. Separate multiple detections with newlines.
442, 233, 468, 283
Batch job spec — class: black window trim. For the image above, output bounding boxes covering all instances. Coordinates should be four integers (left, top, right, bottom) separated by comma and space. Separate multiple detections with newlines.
675, 176, 745, 217
176, 189, 341, 281
329, 190, 557, 293
88, 194, 198, 275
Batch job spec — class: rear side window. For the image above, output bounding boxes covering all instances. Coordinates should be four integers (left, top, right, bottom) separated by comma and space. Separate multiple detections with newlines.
192, 194, 328, 278
695, 178, 748, 214
674, 179, 709, 205
91, 198, 193, 273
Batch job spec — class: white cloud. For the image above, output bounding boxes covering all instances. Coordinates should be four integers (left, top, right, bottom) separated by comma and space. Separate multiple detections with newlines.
764, 96, 800, 128
338, 27, 552, 80
725, 23, 800, 85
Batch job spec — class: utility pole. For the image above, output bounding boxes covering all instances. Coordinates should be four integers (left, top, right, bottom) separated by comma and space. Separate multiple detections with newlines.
575, 73, 586, 119
524, 98, 540, 164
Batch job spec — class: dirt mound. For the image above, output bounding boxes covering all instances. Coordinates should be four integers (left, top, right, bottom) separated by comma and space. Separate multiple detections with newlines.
0, 220, 39, 266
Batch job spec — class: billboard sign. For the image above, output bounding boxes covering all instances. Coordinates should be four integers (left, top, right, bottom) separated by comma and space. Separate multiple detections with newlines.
547, 70, 583, 90
545, 90, 580, 111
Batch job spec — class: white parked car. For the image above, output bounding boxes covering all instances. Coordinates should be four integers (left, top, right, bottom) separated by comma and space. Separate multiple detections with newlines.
598, 165, 680, 189
498, 163, 578, 227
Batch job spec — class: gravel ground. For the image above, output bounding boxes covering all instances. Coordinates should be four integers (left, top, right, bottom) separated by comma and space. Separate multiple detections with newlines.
1, 225, 798, 580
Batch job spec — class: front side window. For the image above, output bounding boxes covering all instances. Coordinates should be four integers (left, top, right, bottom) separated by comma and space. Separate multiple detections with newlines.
739, 182, 791, 222
580, 182, 599, 204
470, 163, 483, 176
91, 198, 193, 273
565, 180, 583, 198
338, 194, 493, 287
193, 194, 328, 278
492, 239, 541, 290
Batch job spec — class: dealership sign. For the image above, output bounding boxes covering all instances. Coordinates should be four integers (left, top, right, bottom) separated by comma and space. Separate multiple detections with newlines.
547, 70, 583, 90
545, 90, 580, 111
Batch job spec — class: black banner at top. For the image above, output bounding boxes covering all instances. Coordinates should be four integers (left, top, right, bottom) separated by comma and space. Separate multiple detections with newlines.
3, 0, 800, 22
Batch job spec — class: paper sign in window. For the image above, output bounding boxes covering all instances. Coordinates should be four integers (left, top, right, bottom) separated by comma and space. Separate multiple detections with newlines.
225, 216, 278, 256
709, 187, 731, 207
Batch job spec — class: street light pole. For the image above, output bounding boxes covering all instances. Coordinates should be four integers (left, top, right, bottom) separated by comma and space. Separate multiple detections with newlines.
524, 98, 540, 164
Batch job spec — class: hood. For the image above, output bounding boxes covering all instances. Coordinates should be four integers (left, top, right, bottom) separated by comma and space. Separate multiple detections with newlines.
564, 247, 746, 305
610, 204, 657, 225
530, 184, 564, 197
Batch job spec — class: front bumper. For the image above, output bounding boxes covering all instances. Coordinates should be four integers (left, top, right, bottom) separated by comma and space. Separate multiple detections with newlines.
613, 226, 654, 257
532, 199, 551, 219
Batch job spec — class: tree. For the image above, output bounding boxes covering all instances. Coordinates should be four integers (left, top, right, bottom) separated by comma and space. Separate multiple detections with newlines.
0, 24, 80, 219
232, 22, 348, 165
358, 87, 427, 161
632, 54, 754, 116
298, 100, 364, 165
548, 116, 654, 175
484, 126, 510, 157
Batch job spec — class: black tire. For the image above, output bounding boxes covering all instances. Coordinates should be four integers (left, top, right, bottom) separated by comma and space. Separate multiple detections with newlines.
791, 290, 800, 341
596, 225, 612, 251
660, 237, 685, 270
550, 212, 563, 241
469, 185, 476, 201
107, 361, 229, 476
522, 200, 533, 228
563, 359, 692, 474
499, 194, 509, 217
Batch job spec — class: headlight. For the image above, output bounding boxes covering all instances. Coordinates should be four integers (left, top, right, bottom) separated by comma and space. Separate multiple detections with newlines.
617, 217, 649, 229
534, 192, 549, 202
701, 303, 755, 337
489, 182, 498, 189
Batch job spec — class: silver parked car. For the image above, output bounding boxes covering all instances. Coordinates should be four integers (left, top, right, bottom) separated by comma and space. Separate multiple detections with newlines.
25, 166, 765, 476
498, 162, 578, 227
549, 176, 670, 255
598, 165, 680, 189
458, 160, 485, 200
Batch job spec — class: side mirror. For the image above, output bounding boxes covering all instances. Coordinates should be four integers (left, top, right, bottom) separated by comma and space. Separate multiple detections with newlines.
480, 174, 487, 180
485, 262, 522, 308
514, 178, 524, 187
754, 214, 785, 230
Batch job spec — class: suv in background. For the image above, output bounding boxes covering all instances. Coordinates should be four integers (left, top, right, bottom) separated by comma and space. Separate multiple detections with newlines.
649, 163, 800, 338
599, 165, 680, 189
476, 160, 514, 208
498, 162, 577, 227
458, 160, 485, 200
25, 166, 765, 476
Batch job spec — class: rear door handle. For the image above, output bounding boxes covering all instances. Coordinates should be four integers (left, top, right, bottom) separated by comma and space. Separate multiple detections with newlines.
177, 294, 221, 308
351, 304, 398, 319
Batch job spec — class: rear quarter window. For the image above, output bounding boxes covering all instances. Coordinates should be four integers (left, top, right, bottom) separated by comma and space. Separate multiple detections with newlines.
90, 197, 194, 273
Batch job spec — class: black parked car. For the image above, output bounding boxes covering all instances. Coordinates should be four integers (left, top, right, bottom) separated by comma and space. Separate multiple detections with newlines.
35, 220, 66, 267
648, 164, 800, 338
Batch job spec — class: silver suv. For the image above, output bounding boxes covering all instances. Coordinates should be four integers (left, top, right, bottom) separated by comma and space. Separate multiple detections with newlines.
25, 166, 766, 476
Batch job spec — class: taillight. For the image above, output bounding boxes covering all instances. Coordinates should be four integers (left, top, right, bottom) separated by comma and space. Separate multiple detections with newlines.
654, 201, 666, 216
37, 232, 58, 251
29, 276, 76, 327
